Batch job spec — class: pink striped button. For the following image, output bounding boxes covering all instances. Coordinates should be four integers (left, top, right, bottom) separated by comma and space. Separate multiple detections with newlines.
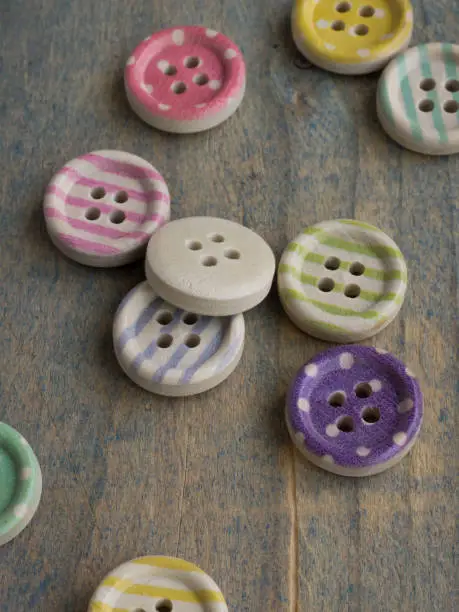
125, 26, 246, 133
44, 150, 170, 267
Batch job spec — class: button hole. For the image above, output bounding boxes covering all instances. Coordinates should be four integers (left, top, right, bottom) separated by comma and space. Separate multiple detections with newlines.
318, 278, 335, 292
335, 2, 351, 13
209, 233, 225, 243
224, 249, 240, 260
201, 255, 217, 267
328, 391, 346, 407
114, 190, 128, 204
90, 186, 106, 199
420, 78, 436, 92
349, 261, 365, 276
109, 210, 126, 224
156, 311, 173, 325
419, 99, 434, 113
359, 5, 375, 18
355, 382, 372, 398
186, 240, 203, 251
185, 334, 201, 348
344, 284, 361, 298
157, 334, 173, 349
362, 406, 380, 424
85, 207, 101, 221
164, 65, 177, 76
156, 600, 173, 612
324, 256, 340, 270
445, 79, 459, 93
182, 313, 198, 325
354, 24, 369, 36
193, 73, 209, 86
331, 20, 346, 31
337, 416, 354, 432
184, 56, 200, 68
172, 81, 187, 94
444, 100, 459, 114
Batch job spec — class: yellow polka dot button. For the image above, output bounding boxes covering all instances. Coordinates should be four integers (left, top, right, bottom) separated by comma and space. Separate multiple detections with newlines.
291, 0, 414, 75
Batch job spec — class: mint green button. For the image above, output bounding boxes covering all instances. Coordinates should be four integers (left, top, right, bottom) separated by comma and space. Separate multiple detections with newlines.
0, 423, 42, 546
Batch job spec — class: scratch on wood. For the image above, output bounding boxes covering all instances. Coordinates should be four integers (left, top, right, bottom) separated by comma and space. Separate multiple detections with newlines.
176, 424, 189, 556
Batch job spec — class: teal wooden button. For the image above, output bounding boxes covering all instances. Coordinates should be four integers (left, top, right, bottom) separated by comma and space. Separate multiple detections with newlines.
0, 423, 42, 546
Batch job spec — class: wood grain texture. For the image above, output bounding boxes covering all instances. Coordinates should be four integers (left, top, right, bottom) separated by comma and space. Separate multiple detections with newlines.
0, 1, 457, 610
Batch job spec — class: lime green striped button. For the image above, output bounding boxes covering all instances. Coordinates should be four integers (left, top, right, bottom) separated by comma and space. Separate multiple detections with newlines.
277, 219, 408, 343
0, 423, 42, 546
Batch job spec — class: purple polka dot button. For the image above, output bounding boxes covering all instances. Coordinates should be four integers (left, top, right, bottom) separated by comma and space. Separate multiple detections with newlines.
286, 345, 422, 477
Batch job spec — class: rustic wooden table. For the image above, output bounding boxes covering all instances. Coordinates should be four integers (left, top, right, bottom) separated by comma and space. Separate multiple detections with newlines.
0, 1, 457, 610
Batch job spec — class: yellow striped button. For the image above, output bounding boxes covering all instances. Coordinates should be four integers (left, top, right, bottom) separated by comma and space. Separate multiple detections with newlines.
88, 556, 228, 612
291, 0, 413, 75
277, 220, 407, 342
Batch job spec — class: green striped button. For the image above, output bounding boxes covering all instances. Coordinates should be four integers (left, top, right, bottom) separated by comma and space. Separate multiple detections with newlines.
0, 423, 42, 546
377, 43, 459, 155
277, 220, 407, 342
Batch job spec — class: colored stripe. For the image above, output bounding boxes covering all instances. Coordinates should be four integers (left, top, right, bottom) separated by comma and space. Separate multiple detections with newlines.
101, 576, 224, 603
118, 298, 164, 348
280, 288, 381, 319
59, 171, 169, 204
299, 232, 402, 259
89, 604, 127, 612
83, 153, 164, 181
152, 316, 214, 382
398, 53, 423, 142
278, 264, 401, 303
419, 45, 448, 144
131, 557, 205, 573
44, 208, 150, 241
180, 325, 225, 383
285, 242, 406, 280
56, 233, 120, 254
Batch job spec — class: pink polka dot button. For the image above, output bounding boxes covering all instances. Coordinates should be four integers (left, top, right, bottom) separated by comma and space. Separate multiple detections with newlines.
44, 150, 170, 267
125, 26, 246, 133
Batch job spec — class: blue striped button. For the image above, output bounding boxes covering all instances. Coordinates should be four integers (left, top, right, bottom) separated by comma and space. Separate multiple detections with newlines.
377, 43, 459, 155
113, 281, 245, 396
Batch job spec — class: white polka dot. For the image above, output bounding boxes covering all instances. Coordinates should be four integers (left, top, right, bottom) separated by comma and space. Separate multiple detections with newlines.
224, 49, 237, 60
357, 49, 371, 58
14, 504, 28, 519
157, 60, 169, 73
126, 56, 135, 66
297, 398, 310, 412
356, 446, 371, 457
376, 348, 388, 354
195, 103, 207, 108
405, 10, 413, 23
20, 436, 28, 446
141, 83, 153, 94
227, 97, 235, 106
322, 454, 334, 464
339, 352, 354, 369
144, 36, 151, 41
21, 467, 32, 480
374, 8, 385, 18
324, 43, 336, 51
295, 431, 305, 444
326, 424, 339, 438
158, 104, 171, 111
393, 432, 408, 446
208, 80, 221, 90
316, 19, 329, 29
172, 29, 185, 45
406, 367, 415, 378
206, 29, 218, 38
305, 363, 318, 377
398, 398, 414, 414
370, 379, 382, 392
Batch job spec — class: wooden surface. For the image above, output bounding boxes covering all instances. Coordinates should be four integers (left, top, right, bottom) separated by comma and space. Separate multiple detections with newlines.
0, 1, 457, 610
